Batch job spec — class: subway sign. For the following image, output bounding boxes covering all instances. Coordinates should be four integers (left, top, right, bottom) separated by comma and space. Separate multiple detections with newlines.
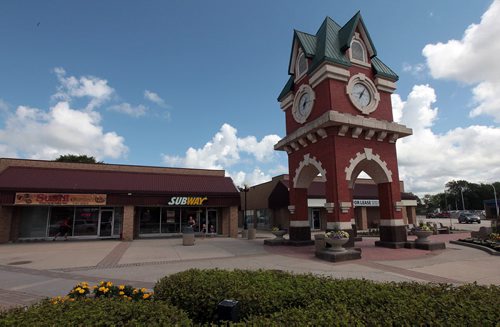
167, 196, 208, 206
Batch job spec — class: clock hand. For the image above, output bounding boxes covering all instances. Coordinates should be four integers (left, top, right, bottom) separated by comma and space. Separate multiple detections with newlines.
358, 89, 365, 99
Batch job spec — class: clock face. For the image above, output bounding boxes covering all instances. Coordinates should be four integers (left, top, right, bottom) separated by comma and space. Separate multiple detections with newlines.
352, 83, 371, 108
292, 84, 315, 123
346, 74, 380, 115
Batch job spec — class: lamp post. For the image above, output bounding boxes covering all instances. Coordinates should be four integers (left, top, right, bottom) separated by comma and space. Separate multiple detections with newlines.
460, 187, 466, 211
491, 184, 499, 221
444, 189, 452, 229
243, 185, 249, 230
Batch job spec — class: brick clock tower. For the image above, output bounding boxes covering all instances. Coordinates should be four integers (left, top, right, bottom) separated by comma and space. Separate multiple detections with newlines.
275, 12, 413, 248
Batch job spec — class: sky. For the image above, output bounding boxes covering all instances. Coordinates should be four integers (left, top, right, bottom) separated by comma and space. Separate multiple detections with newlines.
0, 0, 499, 197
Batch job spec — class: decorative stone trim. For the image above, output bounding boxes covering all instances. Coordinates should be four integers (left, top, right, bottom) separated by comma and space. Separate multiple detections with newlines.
389, 133, 399, 143
283, 146, 292, 154
290, 220, 310, 227
377, 131, 387, 142
327, 222, 353, 230
379, 219, 405, 227
344, 148, 393, 185
287, 205, 296, 214
375, 77, 397, 93
290, 142, 300, 151
279, 93, 294, 111
324, 202, 335, 213
293, 154, 327, 188
317, 128, 327, 139
351, 127, 363, 139
309, 62, 350, 88
298, 138, 308, 147
365, 129, 375, 140
274, 110, 412, 153
306, 133, 317, 143
340, 202, 352, 213
338, 125, 349, 136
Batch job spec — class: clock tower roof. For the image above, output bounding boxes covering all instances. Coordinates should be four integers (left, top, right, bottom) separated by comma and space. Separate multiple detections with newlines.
278, 12, 398, 101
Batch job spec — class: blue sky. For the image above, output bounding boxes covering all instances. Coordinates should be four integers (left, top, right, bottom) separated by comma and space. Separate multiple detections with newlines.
1, 0, 499, 196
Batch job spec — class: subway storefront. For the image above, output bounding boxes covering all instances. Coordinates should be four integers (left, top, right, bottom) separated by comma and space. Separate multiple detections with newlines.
0, 158, 240, 243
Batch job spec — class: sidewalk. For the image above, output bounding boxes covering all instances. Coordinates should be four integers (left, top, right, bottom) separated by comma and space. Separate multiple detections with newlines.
0, 231, 498, 309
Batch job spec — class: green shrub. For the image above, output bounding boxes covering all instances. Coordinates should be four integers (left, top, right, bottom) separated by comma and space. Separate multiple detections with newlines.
0, 298, 191, 326
154, 269, 500, 325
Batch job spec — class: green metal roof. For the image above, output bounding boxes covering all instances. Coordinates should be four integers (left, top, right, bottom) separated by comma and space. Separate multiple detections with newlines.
338, 11, 377, 57
278, 12, 397, 101
277, 76, 294, 101
294, 31, 317, 57
372, 57, 399, 81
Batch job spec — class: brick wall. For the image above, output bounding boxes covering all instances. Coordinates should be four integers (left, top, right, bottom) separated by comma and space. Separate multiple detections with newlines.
0, 206, 13, 243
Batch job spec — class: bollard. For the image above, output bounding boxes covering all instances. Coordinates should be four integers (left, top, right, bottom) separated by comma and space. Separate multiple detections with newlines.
217, 299, 240, 322
182, 226, 195, 246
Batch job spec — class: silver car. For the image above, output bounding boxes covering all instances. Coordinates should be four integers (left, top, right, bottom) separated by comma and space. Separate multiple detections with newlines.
457, 212, 481, 224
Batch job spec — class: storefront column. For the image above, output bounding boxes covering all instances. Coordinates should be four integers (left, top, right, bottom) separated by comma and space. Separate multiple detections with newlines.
0, 206, 13, 243
222, 206, 238, 238
122, 205, 134, 241
360, 207, 368, 230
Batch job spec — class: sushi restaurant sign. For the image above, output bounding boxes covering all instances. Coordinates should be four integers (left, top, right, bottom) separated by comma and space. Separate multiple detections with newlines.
168, 196, 208, 206
15, 193, 107, 206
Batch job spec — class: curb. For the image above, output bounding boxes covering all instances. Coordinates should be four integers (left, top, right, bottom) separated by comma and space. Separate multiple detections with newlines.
449, 240, 500, 256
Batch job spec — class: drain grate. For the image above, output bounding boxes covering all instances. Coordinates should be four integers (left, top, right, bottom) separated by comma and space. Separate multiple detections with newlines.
7, 261, 32, 265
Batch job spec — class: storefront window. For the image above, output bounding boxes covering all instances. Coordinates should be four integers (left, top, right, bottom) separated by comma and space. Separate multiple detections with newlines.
113, 207, 123, 236
256, 209, 270, 228
74, 207, 99, 236
19, 207, 49, 238
181, 208, 203, 232
139, 207, 161, 234
48, 207, 75, 237
161, 208, 180, 233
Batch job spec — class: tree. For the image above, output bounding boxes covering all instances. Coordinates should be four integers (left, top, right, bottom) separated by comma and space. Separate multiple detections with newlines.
54, 154, 103, 164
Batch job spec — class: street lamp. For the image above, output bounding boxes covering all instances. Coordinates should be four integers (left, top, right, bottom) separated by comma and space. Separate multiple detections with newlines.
491, 184, 499, 218
460, 187, 466, 211
242, 185, 249, 230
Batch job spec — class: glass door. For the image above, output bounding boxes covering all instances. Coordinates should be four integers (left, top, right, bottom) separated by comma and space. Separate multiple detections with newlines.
207, 209, 217, 235
99, 209, 114, 237
312, 209, 320, 230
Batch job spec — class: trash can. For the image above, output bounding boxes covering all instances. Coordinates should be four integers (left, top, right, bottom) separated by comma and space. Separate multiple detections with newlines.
182, 226, 195, 246
247, 227, 256, 240
218, 299, 240, 322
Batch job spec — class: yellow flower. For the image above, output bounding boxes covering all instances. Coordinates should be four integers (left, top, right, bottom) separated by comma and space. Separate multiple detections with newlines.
69, 298, 75, 302
119, 285, 125, 290
98, 287, 105, 292
103, 288, 109, 293
133, 289, 138, 294
107, 282, 113, 287
140, 288, 147, 293
99, 281, 104, 285
143, 293, 151, 299
79, 289, 85, 294
119, 291, 124, 295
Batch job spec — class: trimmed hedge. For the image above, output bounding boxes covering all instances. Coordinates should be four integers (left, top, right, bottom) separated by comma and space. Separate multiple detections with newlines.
0, 298, 191, 326
154, 269, 500, 325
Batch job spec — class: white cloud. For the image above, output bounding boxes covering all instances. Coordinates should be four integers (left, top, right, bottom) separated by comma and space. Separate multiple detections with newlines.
229, 168, 272, 188
0, 101, 128, 160
163, 123, 281, 170
144, 90, 167, 107
393, 84, 500, 196
402, 62, 426, 78
108, 103, 148, 117
422, 0, 500, 121
53, 67, 115, 110
0, 99, 9, 113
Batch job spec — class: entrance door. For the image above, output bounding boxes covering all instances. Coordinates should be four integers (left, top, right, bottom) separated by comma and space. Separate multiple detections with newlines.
312, 209, 320, 230
99, 209, 114, 237
207, 209, 217, 235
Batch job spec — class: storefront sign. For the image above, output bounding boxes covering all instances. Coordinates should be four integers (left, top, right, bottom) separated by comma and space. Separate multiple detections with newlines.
167, 196, 208, 206
353, 199, 379, 207
15, 193, 107, 206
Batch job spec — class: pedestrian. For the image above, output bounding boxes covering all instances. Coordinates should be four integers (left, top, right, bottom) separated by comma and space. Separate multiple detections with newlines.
209, 224, 215, 237
201, 223, 207, 239
53, 217, 71, 241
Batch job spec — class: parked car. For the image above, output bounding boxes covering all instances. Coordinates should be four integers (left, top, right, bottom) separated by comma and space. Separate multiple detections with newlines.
426, 212, 438, 218
457, 212, 481, 224
436, 211, 451, 218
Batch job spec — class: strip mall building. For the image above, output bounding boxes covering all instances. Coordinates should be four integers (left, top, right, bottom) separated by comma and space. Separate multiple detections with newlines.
0, 158, 240, 243
242, 175, 417, 231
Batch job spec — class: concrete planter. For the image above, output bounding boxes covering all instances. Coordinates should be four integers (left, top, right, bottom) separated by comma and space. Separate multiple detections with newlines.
324, 237, 348, 252
271, 230, 287, 239
414, 230, 433, 243
247, 228, 256, 240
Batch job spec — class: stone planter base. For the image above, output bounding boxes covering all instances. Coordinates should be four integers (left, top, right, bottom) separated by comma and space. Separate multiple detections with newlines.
405, 241, 446, 251
315, 248, 361, 262
264, 238, 286, 246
